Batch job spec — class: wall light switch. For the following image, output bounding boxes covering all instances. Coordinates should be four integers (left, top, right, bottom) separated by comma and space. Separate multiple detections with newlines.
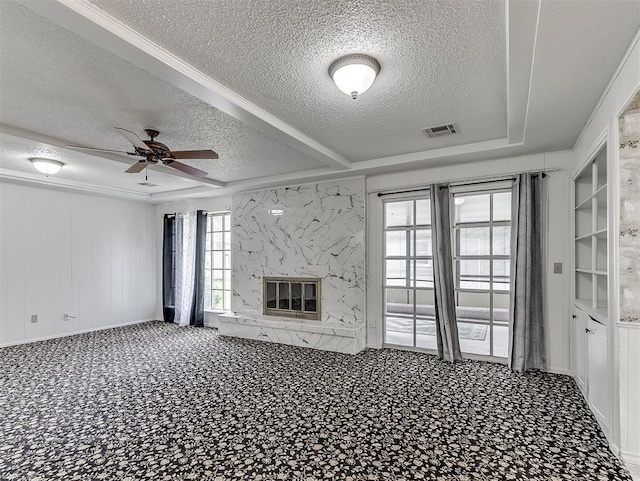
553, 263, 563, 274
30, 314, 38, 323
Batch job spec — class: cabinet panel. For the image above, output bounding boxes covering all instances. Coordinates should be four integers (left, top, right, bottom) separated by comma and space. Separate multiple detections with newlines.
587, 317, 610, 429
571, 309, 588, 396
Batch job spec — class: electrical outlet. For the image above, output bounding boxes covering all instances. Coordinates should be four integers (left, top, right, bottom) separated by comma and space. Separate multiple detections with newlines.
30, 314, 38, 323
553, 263, 563, 274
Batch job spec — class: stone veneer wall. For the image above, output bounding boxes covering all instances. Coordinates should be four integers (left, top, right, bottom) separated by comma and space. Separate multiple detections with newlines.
231, 177, 365, 327
619, 97, 640, 323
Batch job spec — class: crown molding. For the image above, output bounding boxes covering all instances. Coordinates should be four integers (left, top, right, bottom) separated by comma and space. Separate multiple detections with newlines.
0, 124, 225, 188
20, 0, 351, 171
0, 168, 152, 202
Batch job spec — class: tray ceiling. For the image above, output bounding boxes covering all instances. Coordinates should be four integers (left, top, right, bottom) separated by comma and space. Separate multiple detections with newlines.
0, 0, 639, 201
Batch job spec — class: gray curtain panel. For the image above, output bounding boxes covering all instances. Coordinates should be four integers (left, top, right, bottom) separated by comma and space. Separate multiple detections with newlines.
430, 184, 462, 362
509, 173, 546, 372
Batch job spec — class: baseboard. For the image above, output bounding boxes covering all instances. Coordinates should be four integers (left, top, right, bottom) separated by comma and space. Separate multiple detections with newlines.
623, 453, 640, 481
622, 451, 640, 466
546, 366, 571, 376
0, 318, 157, 347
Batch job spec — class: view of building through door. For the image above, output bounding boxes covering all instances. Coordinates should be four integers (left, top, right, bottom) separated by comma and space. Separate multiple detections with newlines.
452, 190, 511, 358
383, 188, 512, 359
383, 196, 435, 349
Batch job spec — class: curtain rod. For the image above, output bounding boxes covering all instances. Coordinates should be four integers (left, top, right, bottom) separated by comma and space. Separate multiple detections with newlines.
375, 168, 557, 197
164, 210, 213, 218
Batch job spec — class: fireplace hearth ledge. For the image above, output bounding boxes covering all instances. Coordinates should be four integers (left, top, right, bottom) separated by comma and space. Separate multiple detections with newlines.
218, 314, 366, 355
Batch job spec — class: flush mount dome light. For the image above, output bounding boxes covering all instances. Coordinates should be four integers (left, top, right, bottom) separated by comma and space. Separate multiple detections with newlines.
29, 158, 64, 176
329, 54, 380, 99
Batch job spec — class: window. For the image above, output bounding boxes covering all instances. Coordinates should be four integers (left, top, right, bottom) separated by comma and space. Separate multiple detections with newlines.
453, 190, 511, 358
383, 196, 435, 348
205, 212, 231, 311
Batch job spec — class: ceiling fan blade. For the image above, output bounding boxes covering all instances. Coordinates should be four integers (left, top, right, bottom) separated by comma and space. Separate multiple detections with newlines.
65, 145, 133, 154
170, 149, 219, 160
165, 160, 208, 177
114, 127, 149, 151
125, 161, 148, 173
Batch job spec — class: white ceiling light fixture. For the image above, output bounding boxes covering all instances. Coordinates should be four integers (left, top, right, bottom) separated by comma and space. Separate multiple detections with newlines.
29, 158, 64, 176
329, 54, 380, 100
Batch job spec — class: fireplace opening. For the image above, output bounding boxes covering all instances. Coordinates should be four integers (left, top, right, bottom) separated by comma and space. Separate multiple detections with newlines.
263, 277, 321, 320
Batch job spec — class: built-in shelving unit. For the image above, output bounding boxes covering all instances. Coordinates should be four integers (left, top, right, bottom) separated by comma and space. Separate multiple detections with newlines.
571, 142, 612, 439
573, 145, 608, 324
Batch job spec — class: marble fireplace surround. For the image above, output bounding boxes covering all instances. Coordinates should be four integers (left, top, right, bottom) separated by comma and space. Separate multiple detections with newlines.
219, 177, 366, 355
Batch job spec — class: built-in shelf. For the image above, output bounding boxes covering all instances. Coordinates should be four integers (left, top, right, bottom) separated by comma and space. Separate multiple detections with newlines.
573, 144, 608, 324
571, 143, 611, 444
594, 183, 607, 201
574, 299, 608, 325
574, 269, 608, 276
575, 228, 607, 241
574, 184, 607, 210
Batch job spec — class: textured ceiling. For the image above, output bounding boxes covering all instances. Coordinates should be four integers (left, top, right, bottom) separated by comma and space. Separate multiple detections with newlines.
0, 134, 191, 194
0, 1, 325, 183
88, 0, 508, 161
1, 0, 639, 201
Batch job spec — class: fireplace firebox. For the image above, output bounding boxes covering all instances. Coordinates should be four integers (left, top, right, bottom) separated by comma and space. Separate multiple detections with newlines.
263, 277, 321, 320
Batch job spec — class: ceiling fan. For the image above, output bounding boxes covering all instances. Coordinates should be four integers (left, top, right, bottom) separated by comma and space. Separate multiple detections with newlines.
66, 127, 218, 178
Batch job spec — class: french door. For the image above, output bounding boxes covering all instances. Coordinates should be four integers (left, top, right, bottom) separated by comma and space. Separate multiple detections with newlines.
382, 188, 512, 359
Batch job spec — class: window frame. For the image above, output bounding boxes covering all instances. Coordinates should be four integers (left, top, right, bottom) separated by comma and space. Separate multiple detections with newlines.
382, 192, 433, 348
205, 211, 232, 312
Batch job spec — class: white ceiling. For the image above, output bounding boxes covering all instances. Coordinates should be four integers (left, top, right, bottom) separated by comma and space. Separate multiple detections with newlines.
0, 0, 639, 202
88, 0, 508, 161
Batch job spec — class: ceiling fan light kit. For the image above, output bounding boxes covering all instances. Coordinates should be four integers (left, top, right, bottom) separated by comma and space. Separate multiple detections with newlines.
329, 54, 380, 99
29, 158, 64, 176
66, 127, 218, 178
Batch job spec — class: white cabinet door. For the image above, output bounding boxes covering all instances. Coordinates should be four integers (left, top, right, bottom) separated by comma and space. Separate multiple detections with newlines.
587, 317, 610, 430
571, 309, 588, 396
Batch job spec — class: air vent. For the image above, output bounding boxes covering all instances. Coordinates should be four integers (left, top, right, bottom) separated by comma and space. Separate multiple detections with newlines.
138, 182, 158, 187
422, 123, 459, 138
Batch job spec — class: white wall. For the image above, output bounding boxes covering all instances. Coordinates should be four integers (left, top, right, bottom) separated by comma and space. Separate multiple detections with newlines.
365, 151, 573, 374
570, 30, 640, 468
0, 181, 156, 346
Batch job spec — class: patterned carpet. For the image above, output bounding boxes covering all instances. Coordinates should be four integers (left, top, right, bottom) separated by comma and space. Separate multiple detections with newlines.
0, 321, 631, 480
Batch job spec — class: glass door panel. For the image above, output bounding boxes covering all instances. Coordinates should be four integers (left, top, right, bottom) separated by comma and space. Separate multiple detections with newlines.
386, 259, 412, 286
456, 291, 491, 356
385, 288, 414, 346
453, 189, 512, 359
415, 289, 436, 350
384, 196, 433, 348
